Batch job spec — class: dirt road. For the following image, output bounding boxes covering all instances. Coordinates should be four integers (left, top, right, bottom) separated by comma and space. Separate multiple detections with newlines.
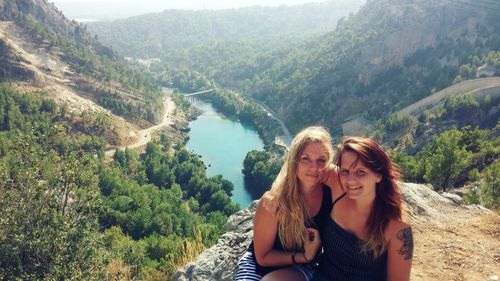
104, 96, 176, 157
399, 77, 500, 116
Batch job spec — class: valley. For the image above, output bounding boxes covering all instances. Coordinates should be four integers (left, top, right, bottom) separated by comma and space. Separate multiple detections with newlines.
0, 0, 498, 280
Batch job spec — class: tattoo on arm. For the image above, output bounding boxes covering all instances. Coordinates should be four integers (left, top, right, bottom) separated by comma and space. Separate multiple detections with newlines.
396, 227, 413, 260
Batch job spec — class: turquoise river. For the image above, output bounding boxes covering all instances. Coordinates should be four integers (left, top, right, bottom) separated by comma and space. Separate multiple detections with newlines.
185, 99, 264, 208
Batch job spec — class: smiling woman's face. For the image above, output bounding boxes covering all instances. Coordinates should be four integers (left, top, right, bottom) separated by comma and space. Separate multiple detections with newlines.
339, 151, 382, 200
296, 142, 328, 191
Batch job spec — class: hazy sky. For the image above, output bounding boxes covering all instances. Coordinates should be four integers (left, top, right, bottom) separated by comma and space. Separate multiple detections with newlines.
52, 0, 328, 10
51, 0, 331, 20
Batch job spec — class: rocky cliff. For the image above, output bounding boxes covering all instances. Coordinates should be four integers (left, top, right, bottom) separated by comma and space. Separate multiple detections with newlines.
173, 183, 499, 281
0, 0, 155, 146
0, 0, 115, 58
246, 0, 500, 135
353, 0, 488, 85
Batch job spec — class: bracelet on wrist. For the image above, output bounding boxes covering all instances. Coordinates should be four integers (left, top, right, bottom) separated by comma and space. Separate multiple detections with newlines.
291, 252, 298, 264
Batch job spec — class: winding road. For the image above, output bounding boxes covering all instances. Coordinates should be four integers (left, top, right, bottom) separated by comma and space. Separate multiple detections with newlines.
398, 77, 500, 116
104, 95, 176, 157
246, 96, 293, 148
343, 77, 500, 135
107, 76, 500, 154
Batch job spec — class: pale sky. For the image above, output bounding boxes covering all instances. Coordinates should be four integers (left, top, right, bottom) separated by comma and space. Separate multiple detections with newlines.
51, 0, 331, 20
52, 0, 328, 10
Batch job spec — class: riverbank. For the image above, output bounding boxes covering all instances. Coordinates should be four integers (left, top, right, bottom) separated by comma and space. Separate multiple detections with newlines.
192, 88, 287, 150
185, 99, 264, 207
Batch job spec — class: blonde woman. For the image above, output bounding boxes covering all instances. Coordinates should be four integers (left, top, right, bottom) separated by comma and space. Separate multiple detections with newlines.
235, 126, 336, 281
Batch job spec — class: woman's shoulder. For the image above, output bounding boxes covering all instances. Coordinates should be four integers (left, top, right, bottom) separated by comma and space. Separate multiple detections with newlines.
385, 219, 412, 241
257, 191, 279, 216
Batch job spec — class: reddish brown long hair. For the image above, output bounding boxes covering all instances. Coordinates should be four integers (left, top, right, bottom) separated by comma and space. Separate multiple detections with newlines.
336, 136, 403, 257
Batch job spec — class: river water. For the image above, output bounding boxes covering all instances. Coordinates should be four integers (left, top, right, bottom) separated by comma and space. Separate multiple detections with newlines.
185, 98, 264, 208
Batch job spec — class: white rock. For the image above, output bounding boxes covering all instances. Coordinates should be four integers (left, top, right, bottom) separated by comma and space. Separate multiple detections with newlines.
487, 275, 499, 281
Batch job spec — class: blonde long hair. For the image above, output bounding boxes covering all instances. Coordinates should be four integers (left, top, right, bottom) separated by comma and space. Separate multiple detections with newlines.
270, 126, 334, 251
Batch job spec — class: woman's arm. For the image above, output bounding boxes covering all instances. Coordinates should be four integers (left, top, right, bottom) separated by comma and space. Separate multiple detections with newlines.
253, 199, 320, 266
386, 221, 413, 281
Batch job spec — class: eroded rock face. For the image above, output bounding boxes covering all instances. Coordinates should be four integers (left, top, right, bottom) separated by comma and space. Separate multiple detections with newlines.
172, 183, 492, 281
0, 38, 34, 82
0, 0, 116, 59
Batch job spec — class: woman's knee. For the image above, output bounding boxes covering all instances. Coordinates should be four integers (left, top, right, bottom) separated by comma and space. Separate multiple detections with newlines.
261, 267, 306, 281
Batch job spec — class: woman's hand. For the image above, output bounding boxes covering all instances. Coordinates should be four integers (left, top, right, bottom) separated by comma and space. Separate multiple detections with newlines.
303, 228, 321, 262
320, 164, 336, 184
321, 164, 343, 198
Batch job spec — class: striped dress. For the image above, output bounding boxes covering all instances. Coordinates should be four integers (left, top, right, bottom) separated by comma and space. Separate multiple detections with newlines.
234, 251, 261, 281
315, 194, 387, 281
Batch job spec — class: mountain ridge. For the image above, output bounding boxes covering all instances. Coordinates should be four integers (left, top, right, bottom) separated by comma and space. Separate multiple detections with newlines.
0, 0, 170, 147
0, 0, 116, 59
84, 0, 500, 136
87, 0, 366, 59
248, 0, 500, 134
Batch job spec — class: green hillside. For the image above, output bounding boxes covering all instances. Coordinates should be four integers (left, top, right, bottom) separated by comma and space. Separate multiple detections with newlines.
0, 83, 238, 280
87, 0, 500, 135
1, 0, 164, 124
1, 0, 499, 279
88, 1, 365, 58
87, 1, 365, 89
245, 0, 500, 133
0, 0, 240, 279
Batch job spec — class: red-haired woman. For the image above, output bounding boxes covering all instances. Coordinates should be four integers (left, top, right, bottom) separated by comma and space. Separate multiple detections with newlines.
315, 136, 413, 281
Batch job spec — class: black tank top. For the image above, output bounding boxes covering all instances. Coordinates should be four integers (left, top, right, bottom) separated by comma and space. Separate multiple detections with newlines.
249, 185, 333, 276
317, 193, 388, 281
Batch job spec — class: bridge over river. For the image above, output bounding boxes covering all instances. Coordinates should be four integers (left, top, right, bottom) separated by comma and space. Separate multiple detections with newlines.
184, 89, 292, 148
